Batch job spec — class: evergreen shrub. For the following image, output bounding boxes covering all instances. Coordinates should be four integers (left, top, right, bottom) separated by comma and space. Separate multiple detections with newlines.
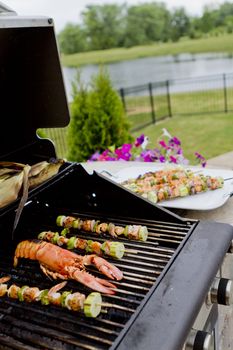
67, 68, 132, 162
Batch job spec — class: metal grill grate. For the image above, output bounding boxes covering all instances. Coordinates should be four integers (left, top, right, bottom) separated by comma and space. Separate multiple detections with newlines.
0, 203, 196, 350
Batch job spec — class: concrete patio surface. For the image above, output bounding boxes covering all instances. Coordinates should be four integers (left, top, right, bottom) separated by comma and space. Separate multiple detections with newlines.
207, 151, 233, 170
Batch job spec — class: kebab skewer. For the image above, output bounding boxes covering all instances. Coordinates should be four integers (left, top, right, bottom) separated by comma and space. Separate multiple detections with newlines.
38, 230, 125, 259
56, 215, 148, 242
121, 167, 224, 203
0, 276, 102, 318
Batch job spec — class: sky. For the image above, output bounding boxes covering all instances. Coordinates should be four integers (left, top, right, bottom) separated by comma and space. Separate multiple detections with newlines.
2, 0, 230, 32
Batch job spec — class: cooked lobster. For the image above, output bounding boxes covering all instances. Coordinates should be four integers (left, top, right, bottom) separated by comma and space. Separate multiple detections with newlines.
14, 240, 123, 295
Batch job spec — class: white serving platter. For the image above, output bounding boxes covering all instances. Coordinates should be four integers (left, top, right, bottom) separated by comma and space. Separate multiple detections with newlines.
103, 164, 233, 211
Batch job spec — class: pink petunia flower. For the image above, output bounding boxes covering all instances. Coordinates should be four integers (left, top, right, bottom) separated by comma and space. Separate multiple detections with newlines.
135, 134, 145, 147
170, 155, 177, 163
89, 130, 207, 167
159, 140, 168, 149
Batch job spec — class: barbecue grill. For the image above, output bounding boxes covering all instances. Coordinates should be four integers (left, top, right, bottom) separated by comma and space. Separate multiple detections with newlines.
0, 11, 233, 350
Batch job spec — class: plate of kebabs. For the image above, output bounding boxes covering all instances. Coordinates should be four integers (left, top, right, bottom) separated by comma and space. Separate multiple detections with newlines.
109, 164, 233, 210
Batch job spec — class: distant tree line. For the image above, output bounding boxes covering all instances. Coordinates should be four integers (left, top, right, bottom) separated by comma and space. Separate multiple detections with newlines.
58, 1, 233, 55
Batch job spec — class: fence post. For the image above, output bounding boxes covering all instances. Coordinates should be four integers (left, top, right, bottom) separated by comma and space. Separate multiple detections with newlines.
166, 80, 172, 117
148, 82, 156, 124
119, 88, 127, 113
223, 74, 228, 113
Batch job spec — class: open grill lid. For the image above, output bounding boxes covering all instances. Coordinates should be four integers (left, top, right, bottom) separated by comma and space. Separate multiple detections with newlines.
0, 14, 70, 162
0, 11, 185, 226
0, 12, 183, 228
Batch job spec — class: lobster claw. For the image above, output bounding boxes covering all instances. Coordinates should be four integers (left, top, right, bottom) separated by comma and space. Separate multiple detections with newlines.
93, 256, 123, 280
71, 268, 116, 295
83, 255, 123, 281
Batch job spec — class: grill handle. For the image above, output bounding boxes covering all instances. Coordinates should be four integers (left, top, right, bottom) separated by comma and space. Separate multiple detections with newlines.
183, 329, 214, 350
209, 277, 233, 306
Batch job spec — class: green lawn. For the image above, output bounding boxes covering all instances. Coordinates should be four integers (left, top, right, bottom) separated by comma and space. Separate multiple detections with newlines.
61, 34, 233, 67
40, 110, 233, 165
124, 86, 233, 129
131, 112, 233, 164
39, 83, 233, 164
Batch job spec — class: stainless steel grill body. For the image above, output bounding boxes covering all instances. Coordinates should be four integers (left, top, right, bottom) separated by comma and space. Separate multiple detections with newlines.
0, 164, 232, 350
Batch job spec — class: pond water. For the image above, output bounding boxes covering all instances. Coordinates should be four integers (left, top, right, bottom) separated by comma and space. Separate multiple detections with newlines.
62, 53, 233, 101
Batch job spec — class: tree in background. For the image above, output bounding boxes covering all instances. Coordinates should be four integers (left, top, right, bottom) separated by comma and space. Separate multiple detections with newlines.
82, 4, 125, 50
188, 15, 203, 39
197, 2, 233, 35
67, 68, 132, 162
170, 7, 190, 42
57, 1, 233, 54
215, 1, 233, 27
58, 23, 87, 54
123, 3, 170, 47
224, 15, 233, 33
198, 5, 217, 33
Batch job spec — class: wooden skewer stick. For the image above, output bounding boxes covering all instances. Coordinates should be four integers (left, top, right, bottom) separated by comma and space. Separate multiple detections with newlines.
124, 249, 138, 254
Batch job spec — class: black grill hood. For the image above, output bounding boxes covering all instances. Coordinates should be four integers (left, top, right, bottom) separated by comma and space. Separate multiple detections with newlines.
0, 16, 70, 162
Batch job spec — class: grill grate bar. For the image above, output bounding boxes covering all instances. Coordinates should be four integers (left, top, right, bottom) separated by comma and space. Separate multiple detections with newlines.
94, 317, 125, 328
122, 275, 155, 285
123, 270, 157, 281
149, 228, 187, 236
110, 288, 145, 297
125, 250, 173, 258
122, 254, 169, 264
115, 258, 166, 269
104, 294, 141, 305
112, 263, 162, 274
123, 241, 159, 248
114, 260, 164, 273
118, 241, 160, 250
113, 281, 150, 291
1, 312, 114, 348
149, 232, 186, 239
153, 246, 176, 254
0, 333, 37, 350
102, 304, 135, 313
148, 236, 183, 244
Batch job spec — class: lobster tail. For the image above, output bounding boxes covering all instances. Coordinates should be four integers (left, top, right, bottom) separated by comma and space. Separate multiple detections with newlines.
14, 240, 45, 267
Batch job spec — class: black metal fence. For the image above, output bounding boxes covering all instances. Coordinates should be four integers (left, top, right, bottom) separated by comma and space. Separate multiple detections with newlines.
41, 72, 233, 159
119, 72, 233, 131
